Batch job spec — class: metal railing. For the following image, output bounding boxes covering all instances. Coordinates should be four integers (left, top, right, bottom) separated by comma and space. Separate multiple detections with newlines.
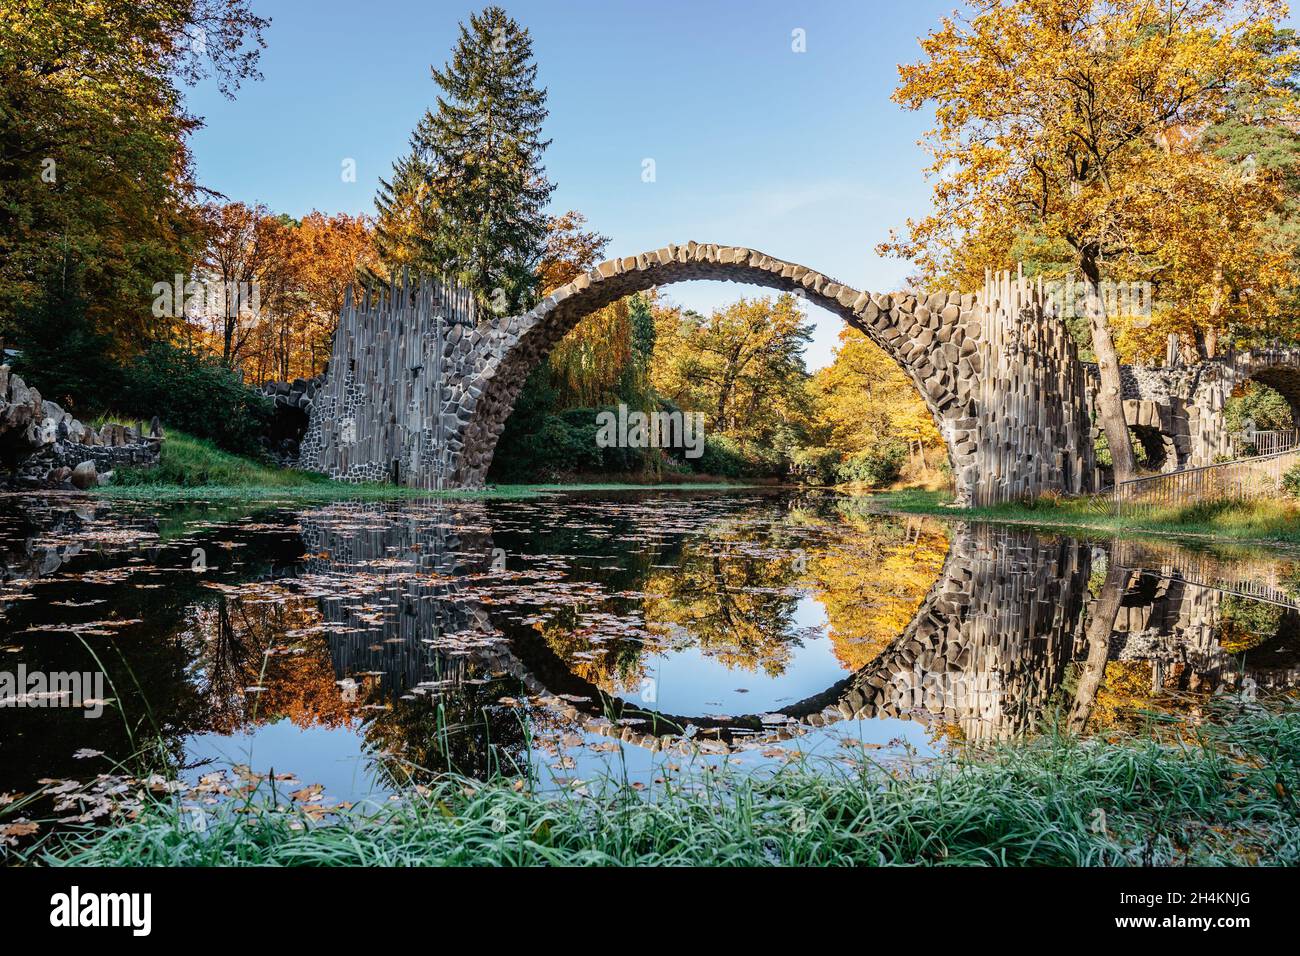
1113, 446, 1300, 516
1229, 428, 1299, 459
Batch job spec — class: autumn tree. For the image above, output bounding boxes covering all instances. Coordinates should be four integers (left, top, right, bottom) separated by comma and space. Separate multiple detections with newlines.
294, 211, 381, 373
197, 201, 278, 365
184, 203, 377, 384
537, 210, 609, 294
1139, 144, 1294, 360
651, 294, 814, 454
0, 0, 268, 356
813, 327, 944, 470
884, 0, 1298, 481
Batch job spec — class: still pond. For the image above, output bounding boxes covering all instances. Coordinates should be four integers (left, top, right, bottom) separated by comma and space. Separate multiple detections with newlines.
2, 489, 1297, 808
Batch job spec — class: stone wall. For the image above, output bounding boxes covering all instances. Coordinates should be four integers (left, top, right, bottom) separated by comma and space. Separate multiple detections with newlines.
1084, 347, 1300, 471
0, 364, 162, 489
259, 375, 324, 466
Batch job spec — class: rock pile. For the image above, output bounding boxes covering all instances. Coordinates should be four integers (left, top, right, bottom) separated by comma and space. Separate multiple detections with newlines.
0, 365, 163, 490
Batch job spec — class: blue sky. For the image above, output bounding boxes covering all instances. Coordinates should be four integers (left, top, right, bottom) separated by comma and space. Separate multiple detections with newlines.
182, 0, 1298, 368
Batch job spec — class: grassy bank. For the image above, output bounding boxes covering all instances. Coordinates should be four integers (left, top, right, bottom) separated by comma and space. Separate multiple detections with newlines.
96, 431, 758, 502
25, 702, 1300, 866
874, 488, 1300, 548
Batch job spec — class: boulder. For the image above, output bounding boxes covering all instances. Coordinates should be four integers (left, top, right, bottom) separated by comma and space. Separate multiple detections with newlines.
70, 460, 98, 490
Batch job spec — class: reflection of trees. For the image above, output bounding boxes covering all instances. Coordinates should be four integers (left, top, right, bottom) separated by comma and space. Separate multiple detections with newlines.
525, 504, 951, 696
1068, 561, 1129, 732
804, 512, 948, 670
295, 501, 535, 784
534, 604, 648, 695
0, 501, 306, 793
638, 535, 803, 678
1218, 596, 1284, 654
357, 667, 528, 785
1067, 555, 1300, 735
180, 587, 364, 735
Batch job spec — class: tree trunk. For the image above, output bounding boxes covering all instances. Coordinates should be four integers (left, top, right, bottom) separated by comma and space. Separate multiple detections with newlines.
1068, 562, 1129, 733
1081, 251, 1137, 483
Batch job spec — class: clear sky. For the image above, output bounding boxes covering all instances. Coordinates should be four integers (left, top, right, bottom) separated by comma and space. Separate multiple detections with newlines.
181, 0, 1298, 369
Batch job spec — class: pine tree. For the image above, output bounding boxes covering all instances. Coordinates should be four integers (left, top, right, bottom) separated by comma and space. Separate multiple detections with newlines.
373, 134, 437, 274
420, 6, 555, 313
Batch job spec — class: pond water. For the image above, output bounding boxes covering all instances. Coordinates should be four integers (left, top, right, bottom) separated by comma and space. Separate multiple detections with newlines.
2, 489, 1299, 809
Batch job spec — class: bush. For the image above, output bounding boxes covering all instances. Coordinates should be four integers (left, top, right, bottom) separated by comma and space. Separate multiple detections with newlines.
1226, 381, 1294, 433
791, 446, 840, 484
837, 442, 908, 486
119, 343, 273, 458
1283, 464, 1300, 499
690, 434, 780, 479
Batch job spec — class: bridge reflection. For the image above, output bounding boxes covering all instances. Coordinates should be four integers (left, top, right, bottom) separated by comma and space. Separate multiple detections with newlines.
294, 499, 1300, 753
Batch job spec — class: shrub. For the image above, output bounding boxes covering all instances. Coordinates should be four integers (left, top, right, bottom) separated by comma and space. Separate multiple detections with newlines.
1283, 464, 1300, 499
689, 434, 783, 479
119, 343, 273, 458
837, 442, 908, 486
1225, 381, 1294, 433
791, 446, 840, 484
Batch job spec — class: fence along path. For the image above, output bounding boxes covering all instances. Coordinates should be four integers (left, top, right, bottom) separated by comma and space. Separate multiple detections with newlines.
1112, 442, 1300, 516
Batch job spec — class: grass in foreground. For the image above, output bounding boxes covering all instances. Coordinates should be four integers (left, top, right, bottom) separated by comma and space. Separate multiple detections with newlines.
97, 430, 755, 502
28, 701, 1300, 866
875, 487, 1300, 548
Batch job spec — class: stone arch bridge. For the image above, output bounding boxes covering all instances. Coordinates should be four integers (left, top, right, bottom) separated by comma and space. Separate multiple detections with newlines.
298, 243, 1095, 505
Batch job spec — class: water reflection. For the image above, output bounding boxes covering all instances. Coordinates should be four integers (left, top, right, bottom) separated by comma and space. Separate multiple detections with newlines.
1, 491, 1298, 802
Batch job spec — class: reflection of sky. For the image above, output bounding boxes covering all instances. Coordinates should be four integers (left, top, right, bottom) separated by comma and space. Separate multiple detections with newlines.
625, 596, 851, 716
184, 722, 388, 806
180, 713, 940, 807
540, 719, 941, 795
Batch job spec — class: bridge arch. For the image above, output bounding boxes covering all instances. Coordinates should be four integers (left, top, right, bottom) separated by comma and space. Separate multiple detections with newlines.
448, 242, 981, 487
301, 242, 1095, 504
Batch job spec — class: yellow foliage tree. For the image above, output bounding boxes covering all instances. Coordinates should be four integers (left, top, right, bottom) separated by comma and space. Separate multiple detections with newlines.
883, 0, 1299, 481
804, 513, 949, 670
812, 327, 944, 468
650, 294, 813, 452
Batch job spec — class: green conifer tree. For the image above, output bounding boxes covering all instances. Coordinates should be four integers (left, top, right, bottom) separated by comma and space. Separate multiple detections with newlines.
421, 6, 555, 313
373, 134, 437, 274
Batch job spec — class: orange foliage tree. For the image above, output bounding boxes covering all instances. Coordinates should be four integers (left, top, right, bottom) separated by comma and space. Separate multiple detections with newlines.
186, 203, 379, 384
